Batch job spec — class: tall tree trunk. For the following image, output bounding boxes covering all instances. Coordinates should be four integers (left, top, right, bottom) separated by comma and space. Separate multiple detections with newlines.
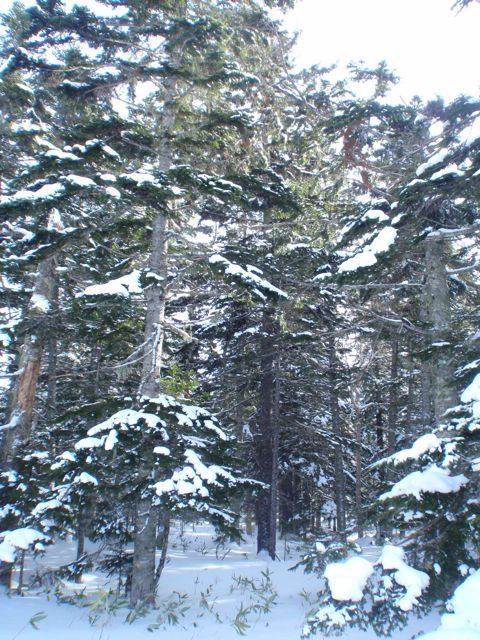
381, 334, 400, 536
139, 214, 168, 398
154, 514, 170, 587
45, 280, 58, 425
376, 407, 384, 450
405, 337, 416, 435
387, 336, 399, 458
352, 385, 363, 538
1, 257, 57, 467
130, 499, 158, 607
75, 513, 86, 584
424, 233, 456, 424
255, 307, 275, 557
130, 227, 168, 607
129, 211, 169, 608
375, 406, 388, 542
268, 352, 280, 559
88, 342, 102, 402
355, 417, 363, 538
129, 21, 181, 605
328, 333, 346, 541
0, 252, 58, 588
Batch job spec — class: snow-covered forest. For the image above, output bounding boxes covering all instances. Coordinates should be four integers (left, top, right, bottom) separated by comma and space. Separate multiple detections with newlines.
0, 1, 479, 639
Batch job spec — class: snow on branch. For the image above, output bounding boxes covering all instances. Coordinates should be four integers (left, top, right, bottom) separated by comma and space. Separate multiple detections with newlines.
209, 254, 287, 301
380, 433, 443, 466
338, 226, 397, 273
0, 528, 49, 564
379, 464, 468, 501
377, 546, 430, 612
76, 271, 142, 298
324, 556, 374, 601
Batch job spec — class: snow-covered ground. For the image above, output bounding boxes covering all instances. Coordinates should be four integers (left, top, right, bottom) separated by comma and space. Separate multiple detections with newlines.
1, 524, 440, 640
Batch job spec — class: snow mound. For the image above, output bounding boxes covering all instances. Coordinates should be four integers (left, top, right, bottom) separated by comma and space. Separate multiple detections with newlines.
419, 570, 480, 640
324, 556, 374, 601
30, 293, 51, 313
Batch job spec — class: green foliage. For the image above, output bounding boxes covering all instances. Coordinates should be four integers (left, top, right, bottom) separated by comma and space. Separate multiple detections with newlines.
28, 611, 48, 630
229, 568, 279, 633
162, 364, 199, 397
146, 592, 190, 631
291, 539, 362, 575
83, 590, 128, 626
231, 602, 252, 636
302, 560, 429, 638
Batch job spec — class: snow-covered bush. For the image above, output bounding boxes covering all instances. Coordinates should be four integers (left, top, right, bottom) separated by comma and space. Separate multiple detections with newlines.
302, 355, 480, 637
301, 543, 429, 637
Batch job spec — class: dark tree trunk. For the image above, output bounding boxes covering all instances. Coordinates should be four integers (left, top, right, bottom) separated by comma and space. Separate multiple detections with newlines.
328, 334, 346, 541
279, 473, 293, 536
1, 257, 57, 467
75, 518, 86, 584
255, 307, 276, 558
387, 336, 399, 480
0, 251, 58, 587
268, 351, 280, 558
405, 337, 416, 435
424, 233, 456, 423
88, 342, 102, 402
154, 515, 170, 587
2, 262, 54, 446
45, 279, 58, 424
355, 418, 363, 538
352, 384, 363, 538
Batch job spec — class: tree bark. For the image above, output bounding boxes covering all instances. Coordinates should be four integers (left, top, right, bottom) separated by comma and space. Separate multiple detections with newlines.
355, 417, 363, 538
352, 384, 363, 538
0, 254, 58, 588
255, 307, 276, 558
255, 308, 274, 556
328, 333, 346, 541
268, 351, 280, 559
130, 499, 158, 607
45, 280, 58, 425
139, 213, 168, 398
1, 256, 57, 466
424, 233, 456, 423
387, 336, 399, 463
154, 514, 170, 587
129, 16, 182, 605
405, 337, 416, 435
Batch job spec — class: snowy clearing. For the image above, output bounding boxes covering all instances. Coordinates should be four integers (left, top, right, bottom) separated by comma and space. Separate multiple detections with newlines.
1, 524, 439, 640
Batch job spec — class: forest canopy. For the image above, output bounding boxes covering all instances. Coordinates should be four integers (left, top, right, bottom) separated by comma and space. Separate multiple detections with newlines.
0, 1, 479, 639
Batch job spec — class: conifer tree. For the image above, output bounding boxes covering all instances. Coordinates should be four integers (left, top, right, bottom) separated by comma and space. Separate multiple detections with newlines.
301, 94, 480, 637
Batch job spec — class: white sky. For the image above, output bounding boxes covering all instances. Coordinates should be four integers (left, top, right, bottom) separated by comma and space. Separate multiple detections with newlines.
2, 0, 479, 103
284, 0, 480, 102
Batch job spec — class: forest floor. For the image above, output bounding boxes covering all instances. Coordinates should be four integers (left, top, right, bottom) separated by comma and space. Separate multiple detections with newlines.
1, 523, 439, 640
